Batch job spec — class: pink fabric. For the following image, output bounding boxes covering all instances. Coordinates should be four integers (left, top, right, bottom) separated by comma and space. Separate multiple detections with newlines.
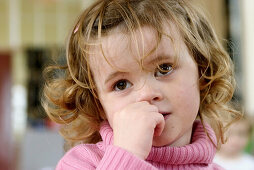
56, 120, 223, 169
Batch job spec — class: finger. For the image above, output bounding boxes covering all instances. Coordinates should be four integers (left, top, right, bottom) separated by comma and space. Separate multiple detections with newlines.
153, 114, 165, 136
139, 101, 159, 112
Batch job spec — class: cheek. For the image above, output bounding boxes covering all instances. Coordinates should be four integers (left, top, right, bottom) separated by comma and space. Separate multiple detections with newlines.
103, 98, 126, 113
175, 81, 200, 112
174, 66, 200, 105
99, 94, 132, 122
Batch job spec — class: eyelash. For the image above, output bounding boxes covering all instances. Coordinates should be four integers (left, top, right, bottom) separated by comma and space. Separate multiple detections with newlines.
113, 79, 132, 91
154, 63, 173, 77
112, 63, 173, 91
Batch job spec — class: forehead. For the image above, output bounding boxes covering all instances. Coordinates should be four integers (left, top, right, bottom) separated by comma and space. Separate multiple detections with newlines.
88, 22, 183, 71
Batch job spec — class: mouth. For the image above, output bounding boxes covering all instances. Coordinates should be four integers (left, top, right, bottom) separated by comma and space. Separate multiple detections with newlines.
160, 112, 171, 119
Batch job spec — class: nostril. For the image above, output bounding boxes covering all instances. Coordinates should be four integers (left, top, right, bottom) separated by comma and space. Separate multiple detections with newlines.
153, 97, 160, 101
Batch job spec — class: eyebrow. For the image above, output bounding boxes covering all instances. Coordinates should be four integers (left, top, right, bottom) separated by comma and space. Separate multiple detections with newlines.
146, 55, 172, 65
104, 71, 128, 85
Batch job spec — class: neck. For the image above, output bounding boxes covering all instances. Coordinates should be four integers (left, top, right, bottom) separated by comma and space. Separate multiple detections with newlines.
99, 120, 217, 165
168, 128, 193, 147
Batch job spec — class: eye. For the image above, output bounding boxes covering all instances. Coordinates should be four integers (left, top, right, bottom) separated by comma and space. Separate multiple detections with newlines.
154, 63, 173, 77
113, 79, 132, 91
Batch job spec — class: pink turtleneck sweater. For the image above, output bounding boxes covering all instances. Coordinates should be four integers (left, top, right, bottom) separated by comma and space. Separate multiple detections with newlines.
56, 121, 223, 169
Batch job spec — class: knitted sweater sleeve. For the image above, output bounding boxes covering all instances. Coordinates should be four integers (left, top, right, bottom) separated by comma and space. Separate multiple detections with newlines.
56, 144, 157, 170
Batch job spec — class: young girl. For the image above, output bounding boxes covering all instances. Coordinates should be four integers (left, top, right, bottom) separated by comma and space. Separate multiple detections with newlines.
42, 0, 241, 169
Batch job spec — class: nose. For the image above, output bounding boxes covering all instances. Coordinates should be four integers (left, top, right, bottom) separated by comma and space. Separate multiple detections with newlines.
135, 80, 163, 104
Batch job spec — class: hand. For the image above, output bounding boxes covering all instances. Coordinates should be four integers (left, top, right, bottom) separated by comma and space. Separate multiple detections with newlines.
112, 101, 165, 160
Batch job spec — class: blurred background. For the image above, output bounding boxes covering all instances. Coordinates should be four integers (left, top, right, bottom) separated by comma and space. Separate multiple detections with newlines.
0, 0, 253, 169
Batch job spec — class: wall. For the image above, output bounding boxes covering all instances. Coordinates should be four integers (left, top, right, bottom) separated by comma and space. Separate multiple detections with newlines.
242, 0, 254, 115
0, 0, 93, 169
0, 52, 13, 170
193, 0, 228, 45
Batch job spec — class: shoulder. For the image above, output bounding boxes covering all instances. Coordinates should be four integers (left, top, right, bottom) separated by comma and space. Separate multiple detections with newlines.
56, 143, 103, 170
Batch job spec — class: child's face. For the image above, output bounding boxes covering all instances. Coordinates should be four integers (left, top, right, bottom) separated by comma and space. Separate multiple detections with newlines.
89, 23, 200, 147
220, 120, 250, 155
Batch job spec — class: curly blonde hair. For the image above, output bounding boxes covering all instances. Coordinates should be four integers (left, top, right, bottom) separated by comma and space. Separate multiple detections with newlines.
42, 0, 241, 151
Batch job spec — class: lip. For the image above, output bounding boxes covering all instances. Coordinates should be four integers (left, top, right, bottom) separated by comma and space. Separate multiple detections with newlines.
160, 112, 171, 119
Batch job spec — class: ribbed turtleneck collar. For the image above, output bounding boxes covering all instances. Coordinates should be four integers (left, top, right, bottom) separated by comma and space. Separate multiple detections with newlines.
98, 120, 217, 165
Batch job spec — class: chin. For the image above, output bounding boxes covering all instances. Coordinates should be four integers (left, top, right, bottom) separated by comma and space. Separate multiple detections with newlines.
152, 136, 174, 147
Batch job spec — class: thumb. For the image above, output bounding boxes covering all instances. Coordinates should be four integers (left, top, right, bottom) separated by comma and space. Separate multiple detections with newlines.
153, 114, 165, 136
